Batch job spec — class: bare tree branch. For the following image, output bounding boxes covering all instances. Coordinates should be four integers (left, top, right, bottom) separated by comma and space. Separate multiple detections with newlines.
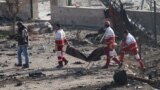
5, 0, 26, 33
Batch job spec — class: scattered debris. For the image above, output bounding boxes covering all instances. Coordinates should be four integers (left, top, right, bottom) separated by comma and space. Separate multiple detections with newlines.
39, 22, 53, 34
29, 71, 46, 78
77, 85, 86, 88
0, 63, 8, 68
15, 81, 23, 87
6, 53, 17, 56
0, 53, 3, 56
73, 61, 85, 65
135, 85, 143, 89
69, 39, 93, 45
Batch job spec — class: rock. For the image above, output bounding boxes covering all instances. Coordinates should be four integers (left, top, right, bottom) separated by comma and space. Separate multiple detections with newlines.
53, 49, 56, 53
0, 74, 5, 79
28, 47, 33, 50
6, 53, 17, 56
47, 57, 50, 59
0, 53, 3, 56
1, 49, 7, 51
15, 82, 23, 87
73, 61, 85, 65
39, 22, 53, 34
37, 52, 40, 54
77, 85, 86, 88
96, 88, 100, 90
29, 71, 46, 78
0, 46, 2, 49
48, 82, 52, 84
1, 64, 8, 68
5, 60, 8, 64
11, 44, 17, 48
4, 45, 10, 49
0, 40, 7, 44
81, 48, 90, 52
75, 70, 87, 76
83, 39, 93, 45
145, 61, 157, 68
135, 85, 143, 89
38, 45, 46, 53
29, 53, 32, 56
126, 83, 131, 87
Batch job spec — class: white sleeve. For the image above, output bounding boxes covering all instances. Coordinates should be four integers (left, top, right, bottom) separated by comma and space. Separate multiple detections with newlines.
63, 31, 66, 39
104, 29, 108, 38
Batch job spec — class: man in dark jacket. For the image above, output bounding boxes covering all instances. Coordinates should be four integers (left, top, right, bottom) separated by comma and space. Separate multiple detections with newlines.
15, 22, 29, 68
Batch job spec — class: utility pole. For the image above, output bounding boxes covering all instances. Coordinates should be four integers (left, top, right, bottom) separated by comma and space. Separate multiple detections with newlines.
141, 0, 144, 10
30, 0, 33, 19
154, 0, 157, 46
150, 0, 152, 11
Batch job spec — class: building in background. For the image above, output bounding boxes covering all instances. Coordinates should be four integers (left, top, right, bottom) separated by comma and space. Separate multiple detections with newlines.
50, 0, 105, 28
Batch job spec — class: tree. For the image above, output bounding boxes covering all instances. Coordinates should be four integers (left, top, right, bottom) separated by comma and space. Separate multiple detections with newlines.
5, 0, 26, 34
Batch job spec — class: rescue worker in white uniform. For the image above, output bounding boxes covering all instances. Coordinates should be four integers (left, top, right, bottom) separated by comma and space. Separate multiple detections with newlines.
102, 20, 122, 69
119, 30, 145, 70
55, 24, 69, 68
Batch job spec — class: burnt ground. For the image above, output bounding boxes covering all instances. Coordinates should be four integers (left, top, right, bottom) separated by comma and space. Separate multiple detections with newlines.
0, 29, 160, 90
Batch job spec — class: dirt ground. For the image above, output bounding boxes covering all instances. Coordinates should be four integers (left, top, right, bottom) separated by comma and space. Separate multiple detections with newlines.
0, 29, 160, 90
0, 0, 160, 90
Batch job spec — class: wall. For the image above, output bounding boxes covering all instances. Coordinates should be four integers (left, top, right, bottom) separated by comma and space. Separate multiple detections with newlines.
51, 6, 106, 27
31, 0, 39, 19
51, 5, 160, 30
71, 0, 90, 7
50, 0, 90, 7
126, 10, 160, 32
50, 0, 67, 7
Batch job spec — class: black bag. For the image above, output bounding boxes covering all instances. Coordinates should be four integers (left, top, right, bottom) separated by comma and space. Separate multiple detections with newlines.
113, 70, 128, 85
65, 46, 87, 61
87, 46, 106, 61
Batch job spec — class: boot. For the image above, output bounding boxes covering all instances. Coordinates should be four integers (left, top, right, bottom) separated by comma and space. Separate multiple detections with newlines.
119, 52, 125, 62
102, 58, 110, 69
63, 58, 68, 65
118, 62, 123, 69
138, 59, 145, 70
102, 64, 108, 69
22, 64, 29, 68
15, 63, 22, 67
56, 61, 63, 68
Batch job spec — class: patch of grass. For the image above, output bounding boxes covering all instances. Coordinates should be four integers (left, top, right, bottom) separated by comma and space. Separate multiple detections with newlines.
0, 30, 10, 39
